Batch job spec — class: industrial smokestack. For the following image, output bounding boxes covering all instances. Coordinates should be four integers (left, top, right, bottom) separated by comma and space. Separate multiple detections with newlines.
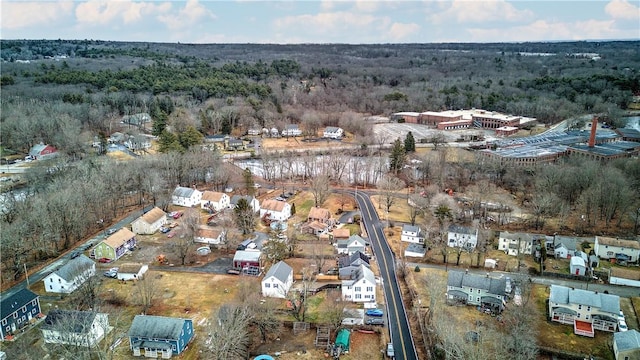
588, 116, 598, 148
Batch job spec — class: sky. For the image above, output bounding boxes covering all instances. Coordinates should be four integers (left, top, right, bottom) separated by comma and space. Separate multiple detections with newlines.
1, 0, 639, 44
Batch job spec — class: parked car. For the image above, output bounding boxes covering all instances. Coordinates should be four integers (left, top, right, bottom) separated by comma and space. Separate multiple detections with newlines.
386, 343, 394, 358
275, 197, 285, 201
168, 222, 179, 228
167, 232, 175, 238
160, 227, 170, 233
172, 211, 183, 219
619, 319, 628, 332
70, 250, 81, 259
106, 228, 117, 235
366, 309, 384, 317
619, 310, 625, 321
98, 257, 112, 263
365, 318, 384, 326
505, 277, 512, 294
103, 270, 117, 278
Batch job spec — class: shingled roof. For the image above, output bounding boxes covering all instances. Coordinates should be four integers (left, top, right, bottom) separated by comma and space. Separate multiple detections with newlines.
308, 207, 330, 220
1, 288, 38, 320
447, 270, 506, 296
104, 228, 136, 248
173, 186, 197, 198
138, 207, 165, 224
128, 315, 189, 340
264, 261, 292, 283
52, 254, 94, 282
549, 284, 620, 314
201, 191, 225, 202
261, 199, 287, 212
41, 309, 97, 333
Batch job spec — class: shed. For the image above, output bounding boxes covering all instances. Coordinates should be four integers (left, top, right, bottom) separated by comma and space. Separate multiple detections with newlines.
335, 328, 350, 351
484, 259, 497, 269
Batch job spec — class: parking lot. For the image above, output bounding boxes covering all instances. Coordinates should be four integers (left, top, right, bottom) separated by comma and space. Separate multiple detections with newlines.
373, 123, 498, 143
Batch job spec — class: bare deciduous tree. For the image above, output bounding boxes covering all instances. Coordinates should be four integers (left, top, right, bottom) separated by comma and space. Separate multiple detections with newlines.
309, 174, 330, 207
135, 273, 159, 314
378, 175, 404, 213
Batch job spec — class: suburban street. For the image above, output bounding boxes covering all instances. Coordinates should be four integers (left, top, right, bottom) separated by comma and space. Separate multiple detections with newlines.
349, 190, 419, 360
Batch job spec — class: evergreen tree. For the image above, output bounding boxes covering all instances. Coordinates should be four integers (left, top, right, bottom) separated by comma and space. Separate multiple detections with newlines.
389, 138, 406, 174
404, 131, 416, 152
243, 168, 255, 196
158, 130, 182, 153
151, 109, 168, 136
178, 125, 204, 149
234, 198, 256, 235
290, 203, 296, 216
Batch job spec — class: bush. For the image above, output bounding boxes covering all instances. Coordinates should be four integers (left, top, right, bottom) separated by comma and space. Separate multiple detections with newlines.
414, 265, 421, 272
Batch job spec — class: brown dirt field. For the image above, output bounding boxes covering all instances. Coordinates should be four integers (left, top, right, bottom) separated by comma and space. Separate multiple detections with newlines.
106, 150, 134, 160
260, 135, 357, 150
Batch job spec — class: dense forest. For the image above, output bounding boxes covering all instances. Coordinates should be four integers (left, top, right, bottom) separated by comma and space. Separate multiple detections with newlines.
1, 40, 639, 285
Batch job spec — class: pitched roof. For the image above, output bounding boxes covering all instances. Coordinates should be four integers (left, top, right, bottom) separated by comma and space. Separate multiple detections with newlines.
1, 288, 38, 319
348, 235, 366, 247
354, 264, 375, 284
264, 261, 292, 283
138, 207, 165, 224
41, 309, 98, 333
448, 224, 476, 235
610, 267, 640, 281
230, 195, 255, 205
597, 236, 640, 250
104, 228, 136, 248
549, 285, 620, 314
308, 207, 331, 220
128, 315, 189, 340
197, 226, 222, 239
306, 220, 328, 231
324, 126, 342, 133
447, 270, 506, 296
233, 250, 261, 262
332, 228, 350, 239
570, 256, 586, 267
402, 224, 421, 234
499, 231, 539, 242
338, 251, 370, 268
614, 329, 640, 352
173, 186, 197, 198
52, 255, 94, 281
118, 263, 147, 274
261, 199, 287, 212
201, 191, 225, 202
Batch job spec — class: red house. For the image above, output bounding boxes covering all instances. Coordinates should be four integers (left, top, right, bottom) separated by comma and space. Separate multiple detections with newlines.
28, 143, 58, 160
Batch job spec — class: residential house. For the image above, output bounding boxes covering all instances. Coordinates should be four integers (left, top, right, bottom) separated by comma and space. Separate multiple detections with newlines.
341, 264, 376, 303
302, 221, 330, 236
498, 231, 540, 256
116, 264, 149, 281
609, 268, 640, 288
323, 126, 344, 139
0, 288, 41, 340
546, 235, 583, 258
447, 225, 478, 250
404, 243, 426, 258
247, 128, 262, 136
446, 271, 507, 312
200, 191, 230, 212
194, 226, 225, 245
28, 143, 58, 160
128, 315, 194, 358
121, 113, 151, 126
230, 195, 260, 213
260, 199, 292, 222
41, 309, 109, 347
548, 284, 619, 337
570, 256, 588, 276
269, 127, 279, 138
336, 235, 367, 256
43, 255, 95, 294
131, 207, 166, 235
226, 138, 245, 151
332, 228, 350, 242
204, 134, 227, 147
124, 134, 152, 151
307, 207, 333, 226
171, 186, 202, 208
594, 236, 640, 263
232, 250, 261, 275
261, 261, 294, 298
338, 251, 371, 280
401, 224, 424, 244
281, 124, 302, 137
108, 132, 125, 144
614, 329, 640, 360
93, 228, 137, 261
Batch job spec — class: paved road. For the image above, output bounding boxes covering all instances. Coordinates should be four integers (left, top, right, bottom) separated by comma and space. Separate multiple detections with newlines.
347, 190, 418, 360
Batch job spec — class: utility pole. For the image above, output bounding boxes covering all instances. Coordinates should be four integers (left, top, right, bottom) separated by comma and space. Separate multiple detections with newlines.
24, 263, 30, 286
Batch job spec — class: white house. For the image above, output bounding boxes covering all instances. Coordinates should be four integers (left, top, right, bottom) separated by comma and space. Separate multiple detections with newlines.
614, 329, 640, 360
230, 195, 260, 213
131, 207, 166, 235
404, 243, 426, 258
336, 235, 367, 256
172, 186, 202, 207
41, 309, 109, 347
447, 225, 478, 250
194, 226, 225, 245
116, 264, 149, 281
594, 236, 640, 263
401, 224, 424, 244
342, 265, 376, 303
548, 284, 619, 337
281, 124, 302, 137
43, 255, 95, 294
260, 199, 292, 221
498, 231, 539, 256
200, 191, 230, 212
570, 256, 587, 276
261, 261, 294, 298
323, 126, 344, 139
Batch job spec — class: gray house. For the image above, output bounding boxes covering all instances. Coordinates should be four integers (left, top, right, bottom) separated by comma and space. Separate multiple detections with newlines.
261, 261, 293, 298
614, 329, 640, 360
336, 235, 367, 256
446, 271, 507, 312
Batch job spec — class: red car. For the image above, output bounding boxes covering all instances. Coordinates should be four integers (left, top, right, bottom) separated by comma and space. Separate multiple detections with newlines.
98, 257, 112, 263
167, 232, 175, 238
172, 211, 183, 219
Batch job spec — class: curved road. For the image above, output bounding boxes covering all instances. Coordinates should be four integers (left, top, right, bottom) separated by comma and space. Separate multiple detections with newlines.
346, 190, 418, 360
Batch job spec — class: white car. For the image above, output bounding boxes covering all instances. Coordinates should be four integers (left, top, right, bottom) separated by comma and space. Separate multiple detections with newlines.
619, 310, 625, 321
619, 319, 628, 332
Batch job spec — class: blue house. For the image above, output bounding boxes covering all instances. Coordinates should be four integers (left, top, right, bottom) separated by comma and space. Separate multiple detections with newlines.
128, 315, 194, 358
1, 288, 41, 340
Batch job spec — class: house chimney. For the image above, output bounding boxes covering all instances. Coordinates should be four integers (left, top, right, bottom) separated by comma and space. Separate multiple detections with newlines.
588, 116, 598, 148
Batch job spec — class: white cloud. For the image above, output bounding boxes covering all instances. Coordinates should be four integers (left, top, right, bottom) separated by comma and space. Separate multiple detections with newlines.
274, 11, 381, 33
1, 1, 74, 30
75, 1, 171, 26
157, 0, 216, 31
389, 23, 421, 41
433, 0, 533, 24
354, 0, 379, 12
605, 0, 640, 20
466, 19, 625, 42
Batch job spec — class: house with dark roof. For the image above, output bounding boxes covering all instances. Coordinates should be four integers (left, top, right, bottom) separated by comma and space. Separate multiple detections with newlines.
93, 228, 136, 261
548, 284, 619, 337
43, 255, 96, 294
401, 224, 424, 244
0, 288, 41, 340
614, 329, 640, 360
594, 236, 640, 263
447, 225, 478, 250
404, 243, 426, 258
200, 191, 230, 212
341, 264, 376, 303
446, 271, 507, 312
226, 138, 245, 151
229, 195, 260, 213
336, 235, 367, 256
338, 251, 370, 280
131, 207, 166, 235
128, 315, 194, 358
41, 309, 109, 347
262, 261, 294, 298
171, 186, 202, 207
28, 143, 58, 160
